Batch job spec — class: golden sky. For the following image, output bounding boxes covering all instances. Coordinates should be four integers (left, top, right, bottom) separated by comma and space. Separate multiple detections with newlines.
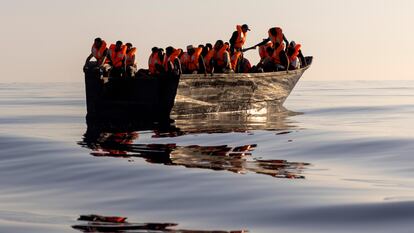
1, 0, 413, 82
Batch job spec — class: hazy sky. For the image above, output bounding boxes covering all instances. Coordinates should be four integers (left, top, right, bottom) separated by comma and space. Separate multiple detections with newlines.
1, 0, 413, 82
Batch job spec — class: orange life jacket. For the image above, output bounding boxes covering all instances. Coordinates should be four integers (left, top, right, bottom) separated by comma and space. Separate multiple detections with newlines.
148, 52, 162, 74
187, 47, 203, 71
268, 27, 284, 45
180, 52, 191, 70
271, 43, 285, 65
109, 44, 127, 68
163, 49, 182, 71
91, 40, 107, 63
288, 44, 301, 62
214, 44, 229, 67
234, 25, 247, 49
231, 51, 242, 71
126, 47, 136, 66
204, 49, 215, 73
259, 41, 273, 59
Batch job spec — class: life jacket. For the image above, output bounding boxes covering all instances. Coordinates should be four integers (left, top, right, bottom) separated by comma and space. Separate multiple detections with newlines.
234, 25, 247, 49
204, 49, 215, 73
148, 52, 162, 74
180, 52, 191, 70
271, 42, 285, 65
91, 40, 107, 63
231, 51, 242, 71
187, 47, 203, 71
109, 44, 127, 68
163, 49, 182, 71
259, 41, 273, 59
125, 47, 137, 66
268, 27, 284, 45
214, 44, 229, 67
288, 44, 301, 63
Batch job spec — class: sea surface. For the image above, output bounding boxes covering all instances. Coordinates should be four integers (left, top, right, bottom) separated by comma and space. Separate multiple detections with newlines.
1, 80, 414, 233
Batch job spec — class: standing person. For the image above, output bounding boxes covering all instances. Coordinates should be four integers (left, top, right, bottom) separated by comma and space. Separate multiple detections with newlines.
125, 43, 137, 78
229, 24, 250, 54
108, 41, 127, 78
212, 40, 231, 73
148, 47, 163, 75
163, 47, 182, 75
84, 37, 110, 74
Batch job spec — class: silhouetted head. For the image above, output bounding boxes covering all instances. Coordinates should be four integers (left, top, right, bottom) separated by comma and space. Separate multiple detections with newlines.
241, 24, 250, 33
115, 41, 123, 50
214, 40, 224, 51
269, 28, 278, 36
166, 46, 174, 56
94, 37, 103, 47
126, 42, 133, 50
151, 47, 159, 53
198, 44, 205, 49
186, 45, 195, 55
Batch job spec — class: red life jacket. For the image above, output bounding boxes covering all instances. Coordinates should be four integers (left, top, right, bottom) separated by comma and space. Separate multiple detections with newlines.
268, 27, 284, 45
126, 47, 136, 66
234, 25, 247, 49
288, 44, 301, 62
271, 43, 285, 65
214, 44, 229, 67
91, 40, 107, 63
109, 44, 127, 68
231, 51, 242, 71
204, 49, 215, 73
148, 52, 162, 74
259, 41, 273, 59
163, 49, 182, 71
187, 47, 203, 71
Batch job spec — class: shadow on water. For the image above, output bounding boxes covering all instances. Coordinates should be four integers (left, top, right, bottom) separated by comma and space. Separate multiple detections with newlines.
72, 214, 247, 233
79, 111, 310, 179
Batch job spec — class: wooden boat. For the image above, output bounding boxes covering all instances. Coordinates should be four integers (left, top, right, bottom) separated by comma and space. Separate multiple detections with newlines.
175, 56, 312, 115
84, 57, 312, 121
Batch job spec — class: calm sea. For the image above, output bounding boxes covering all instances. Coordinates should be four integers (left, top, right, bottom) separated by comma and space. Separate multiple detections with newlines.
1, 80, 414, 233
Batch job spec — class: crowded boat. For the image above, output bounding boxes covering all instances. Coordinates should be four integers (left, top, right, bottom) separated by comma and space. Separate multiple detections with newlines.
83, 25, 308, 78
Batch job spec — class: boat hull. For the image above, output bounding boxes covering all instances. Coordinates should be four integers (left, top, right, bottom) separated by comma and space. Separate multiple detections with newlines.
174, 58, 312, 115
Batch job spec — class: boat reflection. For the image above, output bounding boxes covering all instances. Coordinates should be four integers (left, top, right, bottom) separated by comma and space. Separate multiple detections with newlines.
72, 214, 247, 233
80, 112, 310, 179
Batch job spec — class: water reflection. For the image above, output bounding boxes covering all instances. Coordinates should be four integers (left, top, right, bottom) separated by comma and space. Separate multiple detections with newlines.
80, 112, 310, 179
72, 214, 247, 232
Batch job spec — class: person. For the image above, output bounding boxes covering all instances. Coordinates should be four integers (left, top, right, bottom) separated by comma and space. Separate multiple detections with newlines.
258, 41, 273, 62
84, 37, 109, 74
287, 41, 307, 69
202, 43, 215, 74
229, 24, 250, 54
108, 41, 127, 78
159, 46, 182, 124
212, 40, 231, 73
148, 47, 163, 75
125, 43, 137, 77
163, 46, 182, 75
180, 45, 206, 74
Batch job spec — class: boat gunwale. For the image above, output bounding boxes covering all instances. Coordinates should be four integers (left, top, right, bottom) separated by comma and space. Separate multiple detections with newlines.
181, 61, 312, 80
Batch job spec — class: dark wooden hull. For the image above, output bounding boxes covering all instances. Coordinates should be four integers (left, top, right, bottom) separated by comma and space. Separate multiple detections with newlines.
84, 66, 179, 122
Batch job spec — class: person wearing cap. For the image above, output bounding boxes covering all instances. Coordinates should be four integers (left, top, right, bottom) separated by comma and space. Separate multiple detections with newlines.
180, 45, 206, 74
229, 24, 250, 54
